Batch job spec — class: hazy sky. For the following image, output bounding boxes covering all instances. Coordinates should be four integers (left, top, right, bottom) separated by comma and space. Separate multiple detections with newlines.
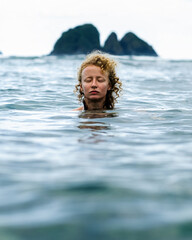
1, 0, 192, 58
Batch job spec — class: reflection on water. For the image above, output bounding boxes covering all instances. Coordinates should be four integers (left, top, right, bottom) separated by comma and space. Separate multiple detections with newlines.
77, 110, 117, 143
79, 110, 118, 119
78, 121, 110, 131
78, 110, 118, 131
78, 133, 107, 143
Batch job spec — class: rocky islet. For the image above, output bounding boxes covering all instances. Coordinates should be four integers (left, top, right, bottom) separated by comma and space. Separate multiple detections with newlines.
51, 23, 158, 56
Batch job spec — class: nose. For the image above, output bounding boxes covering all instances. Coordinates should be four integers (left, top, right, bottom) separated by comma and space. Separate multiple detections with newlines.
91, 78, 98, 88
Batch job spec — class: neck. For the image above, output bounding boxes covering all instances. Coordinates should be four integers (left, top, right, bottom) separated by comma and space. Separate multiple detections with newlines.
84, 98, 106, 110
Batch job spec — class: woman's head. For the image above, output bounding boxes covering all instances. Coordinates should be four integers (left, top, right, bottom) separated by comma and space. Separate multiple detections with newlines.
75, 51, 122, 109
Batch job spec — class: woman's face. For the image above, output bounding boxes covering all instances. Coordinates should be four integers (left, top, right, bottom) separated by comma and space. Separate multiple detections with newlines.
80, 65, 111, 102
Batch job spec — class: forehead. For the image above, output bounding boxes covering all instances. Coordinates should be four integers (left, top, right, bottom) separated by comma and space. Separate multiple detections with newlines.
81, 65, 108, 77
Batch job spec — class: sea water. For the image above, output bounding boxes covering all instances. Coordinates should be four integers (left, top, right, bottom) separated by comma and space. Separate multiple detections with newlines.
0, 55, 192, 240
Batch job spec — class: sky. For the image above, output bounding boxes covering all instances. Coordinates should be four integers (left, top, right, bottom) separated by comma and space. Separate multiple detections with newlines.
0, 0, 192, 59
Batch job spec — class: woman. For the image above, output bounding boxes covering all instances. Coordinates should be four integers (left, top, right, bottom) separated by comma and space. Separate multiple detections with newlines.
74, 51, 122, 111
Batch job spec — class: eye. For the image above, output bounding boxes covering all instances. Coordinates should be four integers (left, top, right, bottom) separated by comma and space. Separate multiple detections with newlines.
84, 78, 92, 83
97, 78, 105, 82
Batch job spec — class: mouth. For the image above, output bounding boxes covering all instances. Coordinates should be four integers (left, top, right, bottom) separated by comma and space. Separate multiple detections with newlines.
90, 91, 99, 94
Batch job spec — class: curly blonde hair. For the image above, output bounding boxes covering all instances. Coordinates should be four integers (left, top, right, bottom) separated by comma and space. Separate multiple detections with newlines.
75, 51, 122, 109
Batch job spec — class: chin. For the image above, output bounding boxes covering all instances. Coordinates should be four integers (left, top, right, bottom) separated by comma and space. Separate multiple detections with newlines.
89, 95, 101, 99
89, 96, 102, 101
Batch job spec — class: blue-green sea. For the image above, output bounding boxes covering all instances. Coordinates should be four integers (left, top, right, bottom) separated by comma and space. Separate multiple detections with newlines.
0, 55, 192, 240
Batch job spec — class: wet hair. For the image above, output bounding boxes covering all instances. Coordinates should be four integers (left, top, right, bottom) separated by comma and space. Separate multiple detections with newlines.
74, 50, 122, 109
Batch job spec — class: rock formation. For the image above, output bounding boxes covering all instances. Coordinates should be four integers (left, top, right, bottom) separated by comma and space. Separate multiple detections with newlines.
50, 24, 100, 55
120, 32, 157, 56
50, 24, 158, 56
103, 32, 123, 55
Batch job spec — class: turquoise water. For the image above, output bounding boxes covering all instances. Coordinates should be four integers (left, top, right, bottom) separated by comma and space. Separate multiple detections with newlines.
0, 55, 192, 240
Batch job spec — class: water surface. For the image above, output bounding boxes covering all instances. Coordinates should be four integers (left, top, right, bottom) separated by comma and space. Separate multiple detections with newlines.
0, 55, 192, 240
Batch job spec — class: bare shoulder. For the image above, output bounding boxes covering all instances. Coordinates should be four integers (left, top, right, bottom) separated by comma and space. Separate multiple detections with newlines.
72, 106, 84, 111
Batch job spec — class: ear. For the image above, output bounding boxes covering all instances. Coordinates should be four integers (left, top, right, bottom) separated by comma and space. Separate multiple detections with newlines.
107, 83, 111, 91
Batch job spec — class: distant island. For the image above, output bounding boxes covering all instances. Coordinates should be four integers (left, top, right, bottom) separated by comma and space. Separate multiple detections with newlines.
0, 51, 2, 55
50, 23, 158, 57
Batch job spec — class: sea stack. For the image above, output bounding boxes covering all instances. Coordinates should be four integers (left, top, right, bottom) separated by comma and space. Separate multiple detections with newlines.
103, 32, 123, 55
50, 24, 101, 55
120, 32, 158, 56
